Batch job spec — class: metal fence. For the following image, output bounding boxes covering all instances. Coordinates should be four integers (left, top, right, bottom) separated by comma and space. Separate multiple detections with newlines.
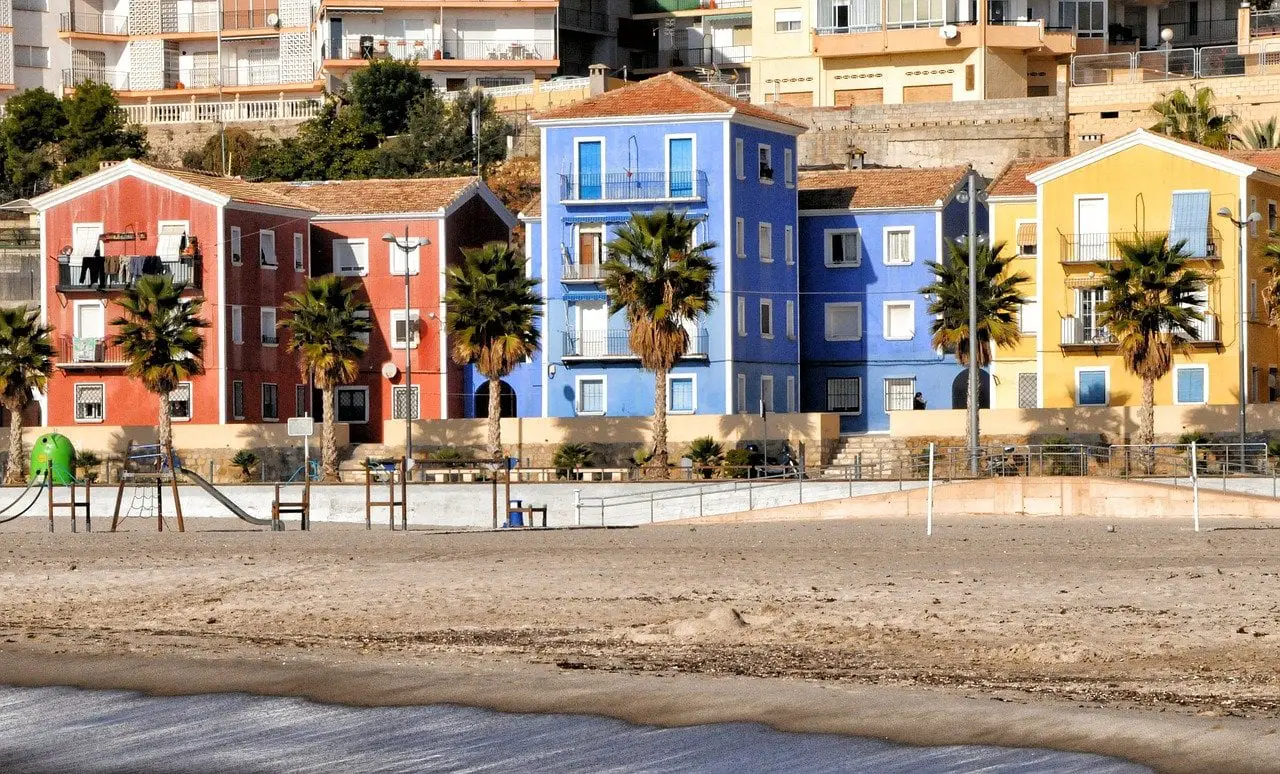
1072, 44, 1263, 86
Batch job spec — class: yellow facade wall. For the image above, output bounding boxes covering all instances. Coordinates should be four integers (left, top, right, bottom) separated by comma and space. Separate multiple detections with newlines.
989, 196, 1039, 409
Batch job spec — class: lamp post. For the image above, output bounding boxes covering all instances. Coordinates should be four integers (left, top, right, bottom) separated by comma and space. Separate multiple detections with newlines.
1216, 205, 1261, 449
383, 228, 429, 471
956, 170, 988, 474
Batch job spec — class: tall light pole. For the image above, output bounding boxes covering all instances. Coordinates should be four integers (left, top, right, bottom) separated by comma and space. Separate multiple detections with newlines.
383, 229, 429, 470
956, 170, 987, 474
1216, 205, 1261, 448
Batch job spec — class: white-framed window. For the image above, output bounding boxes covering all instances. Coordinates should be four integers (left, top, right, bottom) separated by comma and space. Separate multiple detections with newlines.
388, 239, 421, 276
825, 302, 862, 341
735, 138, 745, 180
884, 377, 916, 412
391, 309, 421, 349
668, 374, 696, 414
156, 221, 188, 260
827, 377, 861, 413
333, 238, 369, 276
759, 222, 773, 262
260, 307, 278, 346
735, 217, 745, 258
883, 300, 915, 341
1015, 219, 1038, 256
825, 229, 861, 267
736, 373, 747, 413
392, 385, 420, 420
74, 383, 105, 423
1251, 195, 1260, 236
737, 296, 747, 336
1250, 280, 1259, 321
760, 375, 775, 413
230, 226, 242, 265
784, 225, 794, 265
72, 299, 106, 342
1019, 300, 1040, 334
883, 227, 914, 266
1017, 373, 1038, 409
293, 233, 305, 272
262, 383, 279, 421
783, 148, 794, 187
1076, 367, 1108, 406
1076, 287, 1107, 341
785, 299, 796, 340
231, 305, 243, 345
775, 7, 802, 32
575, 376, 606, 415
353, 309, 371, 345
785, 375, 796, 413
231, 380, 245, 419
760, 298, 774, 338
295, 384, 308, 417
1174, 364, 1208, 405
259, 229, 277, 267
169, 382, 192, 421
574, 137, 605, 200
14, 45, 51, 69
758, 144, 773, 182
335, 385, 369, 423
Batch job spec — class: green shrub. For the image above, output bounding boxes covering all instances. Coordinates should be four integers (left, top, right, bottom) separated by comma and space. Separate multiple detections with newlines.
431, 446, 464, 461
231, 450, 259, 481
74, 451, 102, 483
721, 448, 752, 478
632, 447, 653, 467
686, 436, 723, 478
1178, 431, 1212, 446
553, 442, 593, 480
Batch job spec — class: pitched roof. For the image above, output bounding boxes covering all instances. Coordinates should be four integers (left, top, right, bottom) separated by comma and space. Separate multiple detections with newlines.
531, 72, 808, 130
268, 176, 481, 215
1228, 148, 1280, 176
797, 166, 970, 210
986, 157, 1063, 197
519, 197, 541, 219
147, 165, 316, 210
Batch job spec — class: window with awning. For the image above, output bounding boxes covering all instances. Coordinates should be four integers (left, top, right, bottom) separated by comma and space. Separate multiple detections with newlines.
1016, 222, 1037, 256
1169, 190, 1211, 257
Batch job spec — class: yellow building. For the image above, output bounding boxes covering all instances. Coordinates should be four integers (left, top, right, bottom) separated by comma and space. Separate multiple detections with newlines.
988, 130, 1280, 419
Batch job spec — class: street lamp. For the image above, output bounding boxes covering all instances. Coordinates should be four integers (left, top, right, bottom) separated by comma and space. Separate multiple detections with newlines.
1216, 205, 1261, 449
955, 170, 988, 474
383, 228, 430, 471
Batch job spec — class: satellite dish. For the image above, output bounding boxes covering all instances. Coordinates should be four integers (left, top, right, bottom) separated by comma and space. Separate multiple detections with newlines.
266, 12, 280, 27
939, 24, 958, 39
381, 361, 399, 379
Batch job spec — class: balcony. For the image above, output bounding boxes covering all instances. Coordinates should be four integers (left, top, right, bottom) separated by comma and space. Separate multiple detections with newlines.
1060, 313, 1219, 347
562, 262, 605, 282
563, 328, 709, 360
633, 45, 752, 70
328, 35, 556, 64
56, 255, 201, 292
59, 12, 129, 35
631, 0, 751, 14
221, 8, 284, 32
561, 5, 610, 32
160, 11, 221, 34
62, 68, 130, 91
559, 170, 709, 202
55, 336, 128, 368
1059, 230, 1220, 264
163, 65, 297, 89
1252, 8, 1280, 38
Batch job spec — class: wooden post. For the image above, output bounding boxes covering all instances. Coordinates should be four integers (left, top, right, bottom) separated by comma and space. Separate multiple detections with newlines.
400, 458, 407, 531
364, 460, 372, 530
84, 480, 91, 533
70, 483, 77, 534
46, 477, 53, 533
170, 467, 184, 533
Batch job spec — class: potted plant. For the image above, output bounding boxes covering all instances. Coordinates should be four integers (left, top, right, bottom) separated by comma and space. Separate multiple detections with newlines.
231, 450, 259, 482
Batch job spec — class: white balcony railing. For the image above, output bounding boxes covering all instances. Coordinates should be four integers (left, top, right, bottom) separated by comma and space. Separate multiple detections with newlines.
63, 68, 130, 90
123, 98, 322, 125
333, 35, 556, 62
562, 262, 605, 282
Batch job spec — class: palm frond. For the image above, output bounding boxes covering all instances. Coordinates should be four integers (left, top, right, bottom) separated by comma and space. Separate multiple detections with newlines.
280, 274, 372, 389
0, 305, 54, 408
444, 242, 542, 379
110, 275, 207, 395
920, 239, 1028, 368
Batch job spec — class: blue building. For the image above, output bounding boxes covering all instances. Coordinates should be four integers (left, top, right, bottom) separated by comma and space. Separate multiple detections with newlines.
522, 73, 807, 420
796, 166, 984, 433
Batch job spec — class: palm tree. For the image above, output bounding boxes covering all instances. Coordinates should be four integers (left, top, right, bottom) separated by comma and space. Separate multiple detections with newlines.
1098, 234, 1206, 448
603, 210, 716, 474
444, 242, 540, 458
281, 275, 372, 482
1150, 86, 1237, 149
0, 307, 53, 484
111, 275, 207, 465
922, 239, 1028, 407
1239, 117, 1280, 150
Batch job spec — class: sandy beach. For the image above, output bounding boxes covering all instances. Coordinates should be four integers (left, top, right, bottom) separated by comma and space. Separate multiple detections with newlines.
2, 516, 1280, 771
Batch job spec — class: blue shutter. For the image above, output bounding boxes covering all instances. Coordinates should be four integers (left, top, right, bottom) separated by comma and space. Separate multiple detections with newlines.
1169, 191, 1210, 257
668, 137, 693, 198
1177, 367, 1205, 403
1078, 370, 1106, 406
671, 377, 694, 412
577, 141, 602, 199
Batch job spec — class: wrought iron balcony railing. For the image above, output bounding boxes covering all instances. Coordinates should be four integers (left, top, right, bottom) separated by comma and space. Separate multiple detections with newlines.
564, 328, 709, 359
55, 335, 128, 367
56, 255, 201, 292
1059, 230, 1219, 263
559, 170, 708, 202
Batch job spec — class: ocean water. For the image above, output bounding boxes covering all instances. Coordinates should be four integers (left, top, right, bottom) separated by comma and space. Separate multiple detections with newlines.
0, 685, 1150, 773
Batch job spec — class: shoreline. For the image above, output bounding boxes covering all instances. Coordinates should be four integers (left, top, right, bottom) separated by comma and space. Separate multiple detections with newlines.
0, 646, 1276, 774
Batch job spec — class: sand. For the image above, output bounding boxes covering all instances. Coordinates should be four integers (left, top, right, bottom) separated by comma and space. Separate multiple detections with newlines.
1, 516, 1280, 772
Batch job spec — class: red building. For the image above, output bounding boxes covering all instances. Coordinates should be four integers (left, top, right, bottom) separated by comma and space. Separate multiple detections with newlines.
33, 161, 317, 429
273, 177, 515, 442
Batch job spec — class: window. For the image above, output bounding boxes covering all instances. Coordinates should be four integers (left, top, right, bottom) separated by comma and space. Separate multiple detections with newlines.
1250, 280, 1259, 321
760, 298, 774, 338
574, 223, 605, 279
759, 222, 773, 262
825, 302, 862, 341
575, 139, 603, 199
74, 383, 104, 422
294, 233, 305, 272
758, 145, 773, 182
259, 230, 277, 267
1271, 367, 1279, 402
388, 238, 421, 276
391, 309, 421, 349
262, 383, 279, 420
883, 301, 914, 341
883, 227, 913, 266
1076, 368, 1108, 406
1174, 365, 1207, 405
1253, 365, 1261, 403
737, 296, 747, 336
735, 138, 745, 180
667, 136, 694, 197
1076, 287, 1106, 341
334, 238, 369, 276
827, 377, 861, 413
156, 222, 187, 259
230, 227, 242, 265
335, 386, 369, 423
1251, 196, 1260, 236
392, 385, 420, 419
296, 384, 308, 417
575, 376, 605, 415
260, 307, 277, 345
884, 377, 916, 412
1017, 373, 1038, 409
785, 300, 795, 340
784, 148, 794, 187
14, 45, 50, 69
1269, 201, 1277, 234
825, 229, 861, 267
775, 7, 802, 31
231, 380, 245, 419
231, 306, 243, 345
668, 375, 695, 414
735, 218, 745, 258
1019, 300, 1040, 335
784, 225, 794, 265
1015, 220, 1037, 256
760, 375, 775, 413
73, 300, 105, 344
785, 376, 796, 413
169, 383, 192, 421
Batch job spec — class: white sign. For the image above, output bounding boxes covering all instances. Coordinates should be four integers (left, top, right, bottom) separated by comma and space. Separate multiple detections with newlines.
287, 417, 315, 437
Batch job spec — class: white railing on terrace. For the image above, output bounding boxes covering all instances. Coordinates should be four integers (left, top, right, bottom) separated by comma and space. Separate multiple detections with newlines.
123, 98, 322, 125
438, 76, 588, 102
1072, 44, 1265, 86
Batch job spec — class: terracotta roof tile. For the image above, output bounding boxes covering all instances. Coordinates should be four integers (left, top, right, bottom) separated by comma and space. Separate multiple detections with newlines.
268, 177, 481, 215
519, 197, 541, 218
147, 164, 316, 210
986, 157, 1063, 197
797, 166, 969, 210
1228, 148, 1280, 176
532, 72, 807, 130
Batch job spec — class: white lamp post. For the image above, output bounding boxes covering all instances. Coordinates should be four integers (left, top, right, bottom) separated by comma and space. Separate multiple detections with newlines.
383, 229, 429, 471
1216, 205, 1261, 449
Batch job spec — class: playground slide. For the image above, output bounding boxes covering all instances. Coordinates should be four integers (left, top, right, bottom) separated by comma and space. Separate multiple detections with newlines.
179, 467, 280, 529
0, 477, 47, 525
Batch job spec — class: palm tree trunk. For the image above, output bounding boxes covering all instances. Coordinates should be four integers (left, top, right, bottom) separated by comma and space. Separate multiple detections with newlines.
649, 367, 669, 477
4, 399, 25, 485
321, 384, 338, 482
1141, 377, 1156, 448
487, 375, 502, 459
157, 391, 173, 469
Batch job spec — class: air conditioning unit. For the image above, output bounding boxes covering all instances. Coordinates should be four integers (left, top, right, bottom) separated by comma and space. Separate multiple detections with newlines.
266, 12, 280, 27
939, 24, 958, 39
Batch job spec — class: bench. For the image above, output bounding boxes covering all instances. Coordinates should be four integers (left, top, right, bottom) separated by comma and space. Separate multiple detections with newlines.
504, 504, 548, 528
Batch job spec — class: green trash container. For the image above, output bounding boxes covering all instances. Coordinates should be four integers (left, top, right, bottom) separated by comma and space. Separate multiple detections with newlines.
30, 434, 76, 484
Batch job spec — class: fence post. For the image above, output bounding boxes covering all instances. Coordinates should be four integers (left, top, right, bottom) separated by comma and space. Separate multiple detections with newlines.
926, 442, 935, 536
649, 492, 654, 523
698, 488, 703, 519
573, 488, 582, 527
797, 443, 805, 505
748, 477, 753, 510
1191, 441, 1200, 533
